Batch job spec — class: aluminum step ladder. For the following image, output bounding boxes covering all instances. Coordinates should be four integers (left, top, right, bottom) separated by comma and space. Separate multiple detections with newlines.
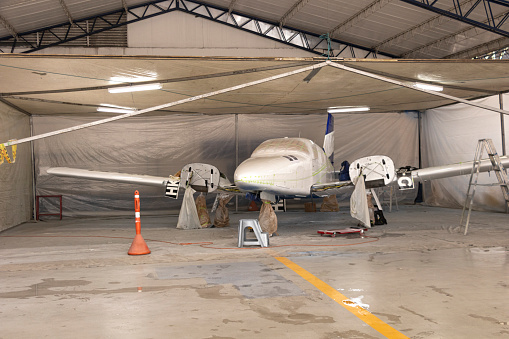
238, 219, 269, 248
460, 139, 509, 235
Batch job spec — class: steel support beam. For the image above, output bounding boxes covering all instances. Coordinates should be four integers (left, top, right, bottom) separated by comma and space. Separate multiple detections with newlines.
444, 36, 509, 57
58, 0, 75, 26
372, 0, 478, 52
329, 0, 393, 38
0, 0, 179, 53
177, 0, 394, 58
402, 9, 509, 57
0, 0, 395, 58
279, 0, 312, 28
474, 44, 509, 57
121, 0, 130, 14
227, 0, 238, 15
401, 0, 509, 39
0, 14, 19, 40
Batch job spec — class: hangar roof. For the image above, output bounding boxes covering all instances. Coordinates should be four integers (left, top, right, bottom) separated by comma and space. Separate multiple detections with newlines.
0, 0, 508, 59
0, 55, 507, 116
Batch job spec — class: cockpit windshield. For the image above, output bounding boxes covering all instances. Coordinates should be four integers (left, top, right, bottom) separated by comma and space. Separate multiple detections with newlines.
251, 138, 313, 158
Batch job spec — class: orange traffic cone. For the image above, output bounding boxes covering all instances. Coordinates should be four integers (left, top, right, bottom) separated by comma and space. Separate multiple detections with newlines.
128, 190, 151, 255
248, 200, 259, 211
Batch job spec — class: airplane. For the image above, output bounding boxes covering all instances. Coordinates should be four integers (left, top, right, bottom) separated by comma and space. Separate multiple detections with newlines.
47, 113, 509, 227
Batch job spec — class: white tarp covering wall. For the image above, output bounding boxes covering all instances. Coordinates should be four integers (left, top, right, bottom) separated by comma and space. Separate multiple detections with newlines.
0, 103, 32, 231
34, 112, 418, 217
34, 115, 236, 216
422, 94, 509, 212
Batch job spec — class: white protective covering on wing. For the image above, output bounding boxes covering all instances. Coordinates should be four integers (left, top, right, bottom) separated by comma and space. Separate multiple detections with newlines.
411, 156, 509, 182
46, 167, 172, 187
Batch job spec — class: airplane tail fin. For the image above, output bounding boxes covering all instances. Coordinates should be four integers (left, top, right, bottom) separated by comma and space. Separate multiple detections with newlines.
323, 113, 334, 165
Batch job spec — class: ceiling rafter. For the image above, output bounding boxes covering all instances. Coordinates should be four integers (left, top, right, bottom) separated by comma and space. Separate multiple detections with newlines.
401, 9, 509, 58
58, 0, 76, 26
279, 0, 311, 28
225, 0, 238, 23
444, 36, 509, 58
400, 0, 509, 39
0, 14, 19, 40
121, 0, 129, 14
176, 0, 393, 58
227, 0, 238, 15
475, 44, 509, 58
328, 0, 392, 38
0, 97, 31, 116
373, 0, 477, 53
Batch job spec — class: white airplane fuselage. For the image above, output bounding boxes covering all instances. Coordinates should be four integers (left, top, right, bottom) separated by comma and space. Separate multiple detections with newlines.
234, 137, 335, 197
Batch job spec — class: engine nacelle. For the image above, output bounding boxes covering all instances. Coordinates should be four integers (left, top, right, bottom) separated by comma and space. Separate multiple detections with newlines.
180, 163, 220, 193
349, 155, 395, 188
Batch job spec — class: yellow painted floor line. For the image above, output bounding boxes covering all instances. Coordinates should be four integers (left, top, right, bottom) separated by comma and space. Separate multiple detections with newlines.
275, 256, 409, 339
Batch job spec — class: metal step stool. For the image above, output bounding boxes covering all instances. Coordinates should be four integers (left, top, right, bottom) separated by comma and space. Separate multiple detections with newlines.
238, 219, 269, 248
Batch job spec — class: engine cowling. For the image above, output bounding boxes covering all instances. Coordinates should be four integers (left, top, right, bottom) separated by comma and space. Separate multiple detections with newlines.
349, 155, 395, 188
180, 163, 220, 193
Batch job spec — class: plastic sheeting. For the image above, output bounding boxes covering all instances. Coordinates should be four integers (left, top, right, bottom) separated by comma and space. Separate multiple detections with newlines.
177, 188, 200, 229
259, 200, 278, 235
213, 193, 234, 227
0, 103, 32, 231
350, 175, 370, 228
423, 95, 509, 212
422, 94, 509, 212
195, 193, 211, 228
34, 114, 235, 216
320, 195, 339, 212
33, 112, 418, 217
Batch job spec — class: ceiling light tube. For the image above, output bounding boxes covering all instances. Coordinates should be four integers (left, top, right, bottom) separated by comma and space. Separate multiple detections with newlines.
413, 83, 443, 92
327, 106, 370, 113
108, 83, 162, 93
99, 103, 135, 110
97, 107, 135, 114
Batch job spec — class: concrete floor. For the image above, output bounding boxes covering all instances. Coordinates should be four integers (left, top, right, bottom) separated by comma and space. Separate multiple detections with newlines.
0, 205, 508, 339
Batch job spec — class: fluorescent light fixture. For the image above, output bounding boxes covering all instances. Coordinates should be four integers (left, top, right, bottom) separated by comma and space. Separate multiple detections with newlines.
110, 74, 157, 83
327, 106, 370, 113
413, 83, 443, 92
108, 83, 162, 93
97, 104, 136, 114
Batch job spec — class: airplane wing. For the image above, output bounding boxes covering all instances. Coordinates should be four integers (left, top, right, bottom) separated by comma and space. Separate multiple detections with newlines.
47, 163, 239, 199
397, 156, 509, 190
412, 156, 509, 181
46, 167, 172, 187
311, 180, 354, 196
311, 155, 509, 194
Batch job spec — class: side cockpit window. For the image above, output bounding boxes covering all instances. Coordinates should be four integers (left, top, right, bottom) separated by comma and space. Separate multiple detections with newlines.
282, 155, 298, 161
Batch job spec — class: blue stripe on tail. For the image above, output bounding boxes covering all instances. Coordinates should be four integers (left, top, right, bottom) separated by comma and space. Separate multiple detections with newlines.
323, 113, 335, 166
326, 113, 334, 135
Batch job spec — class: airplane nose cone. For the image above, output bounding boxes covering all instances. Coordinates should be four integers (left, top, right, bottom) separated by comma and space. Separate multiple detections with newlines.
234, 157, 289, 191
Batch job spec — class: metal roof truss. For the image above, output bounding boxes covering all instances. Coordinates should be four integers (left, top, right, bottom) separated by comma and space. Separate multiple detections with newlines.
0, 0, 395, 58
401, 0, 509, 39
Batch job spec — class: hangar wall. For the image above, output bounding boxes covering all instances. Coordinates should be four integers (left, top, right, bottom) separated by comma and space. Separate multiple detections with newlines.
34, 112, 418, 217
0, 103, 32, 231
422, 93, 509, 212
